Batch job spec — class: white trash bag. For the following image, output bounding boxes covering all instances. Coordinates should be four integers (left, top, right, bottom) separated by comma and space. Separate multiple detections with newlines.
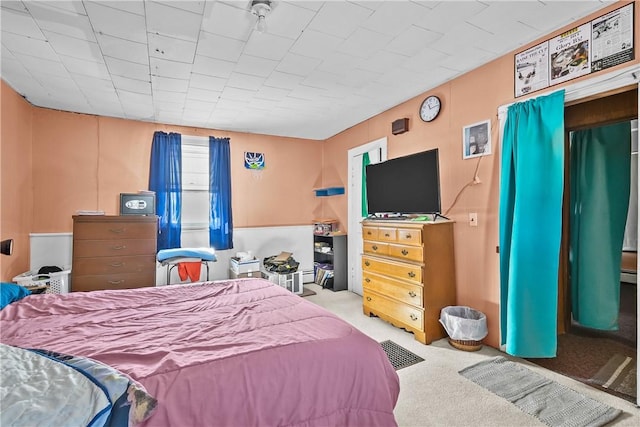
439, 306, 488, 341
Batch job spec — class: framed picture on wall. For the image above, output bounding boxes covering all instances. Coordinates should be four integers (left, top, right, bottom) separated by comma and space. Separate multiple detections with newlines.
462, 120, 492, 160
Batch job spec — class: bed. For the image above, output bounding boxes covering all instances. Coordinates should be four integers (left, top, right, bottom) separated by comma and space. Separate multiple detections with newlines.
0, 278, 400, 426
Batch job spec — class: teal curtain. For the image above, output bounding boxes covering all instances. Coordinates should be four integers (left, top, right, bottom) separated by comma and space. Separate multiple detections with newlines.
499, 90, 565, 358
570, 122, 631, 330
361, 152, 371, 217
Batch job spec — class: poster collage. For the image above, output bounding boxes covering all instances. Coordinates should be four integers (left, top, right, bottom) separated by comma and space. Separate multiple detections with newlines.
515, 3, 634, 98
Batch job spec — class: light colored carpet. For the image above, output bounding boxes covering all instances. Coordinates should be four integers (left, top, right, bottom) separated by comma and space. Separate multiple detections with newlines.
303, 284, 640, 426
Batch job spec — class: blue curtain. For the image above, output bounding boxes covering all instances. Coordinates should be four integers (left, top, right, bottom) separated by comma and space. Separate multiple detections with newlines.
570, 122, 631, 330
499, 90, 565, 358
149, 131, 182, 250
209, 136, 233, 250
361, 152, 371, 217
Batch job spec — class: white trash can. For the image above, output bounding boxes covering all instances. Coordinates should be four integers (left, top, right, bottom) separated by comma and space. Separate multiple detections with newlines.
439, 306, 488, 351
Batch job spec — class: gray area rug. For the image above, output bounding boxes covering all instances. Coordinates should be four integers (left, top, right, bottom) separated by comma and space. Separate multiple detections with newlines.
459, 356, 622, 427
380, 340, 424, 370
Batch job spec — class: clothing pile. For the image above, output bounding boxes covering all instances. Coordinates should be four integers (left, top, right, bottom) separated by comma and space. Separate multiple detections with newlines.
263, 251, 299, 274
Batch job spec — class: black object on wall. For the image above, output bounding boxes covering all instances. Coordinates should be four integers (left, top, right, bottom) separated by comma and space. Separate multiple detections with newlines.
1, 239, 13, 255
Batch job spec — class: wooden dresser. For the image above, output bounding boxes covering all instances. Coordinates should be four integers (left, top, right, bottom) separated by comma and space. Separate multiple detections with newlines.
72, 215, 157, 292
361, 219, 456, 344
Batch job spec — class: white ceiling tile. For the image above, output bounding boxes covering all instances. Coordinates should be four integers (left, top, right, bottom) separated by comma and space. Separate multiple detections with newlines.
34, 1, 86, 15
227, 73, 266, 91
275, 53, 321, 76
264, 71, 304, 90
89, 102, 124, 117
361, 50, 410, 74
84, 2, 146, 43
316, 52, 363, 74
415, 1, 488, 34
286, 1, 323, 12
430, 22, 493, 55
243, 32, 295, 61
307, 1, 372, 38
386, 26, 442, 58
197, 31, 246, 62
146, 1, 203, 41
148, 33, 197, 63
30, 72, 79, 92
190, 73, 227, 91
113, 75, 152, 95
72, 74, 115, 91
1, 7, 45, 39
438, 47, 494, 73
43, 31, 103, 61
400, 47, 448, 73
302, 70, 342, 90
221, 86, 256, 101
155, 101, 183, 113
1, 2, 28, 13
184, 98, 216, 111
154, 90, 187, 103
359, 1, 430, 37
104, 56, 150, 80
336, 28, 392, 59
187, 87, 221, 102
233, 55, 278, 77
95, 1, 145, 15
201, 1, 253, 42
150, 57, 193, 80
117, 90, 153, 106
339, 68, 383, 90
1, 32, 58, 60
60, 55, 110, 79
27, 2, 95, 41
96, 33, 149, 65
290, 29, 343, 60
155, 1, 206, 15
12, 53, 68, 77
255, 86, 291, 101
192, 55, 235, 78
264, 1, 317, 40
151, 75, 189, 92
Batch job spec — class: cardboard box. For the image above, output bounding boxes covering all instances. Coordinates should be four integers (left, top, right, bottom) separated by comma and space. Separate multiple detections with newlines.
229, 269, 264, 279
230, 257, 261, 274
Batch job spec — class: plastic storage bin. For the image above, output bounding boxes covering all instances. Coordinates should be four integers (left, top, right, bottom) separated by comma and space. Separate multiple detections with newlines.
263, 270, 303, 294
13, 269, 71, 294
439, 306, 488, 351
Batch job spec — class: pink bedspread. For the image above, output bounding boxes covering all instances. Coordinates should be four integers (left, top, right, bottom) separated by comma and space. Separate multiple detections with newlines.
1, 279, 399, 426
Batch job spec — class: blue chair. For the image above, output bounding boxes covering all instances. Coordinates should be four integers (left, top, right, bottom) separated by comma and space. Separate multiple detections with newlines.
157, 248, 217, 285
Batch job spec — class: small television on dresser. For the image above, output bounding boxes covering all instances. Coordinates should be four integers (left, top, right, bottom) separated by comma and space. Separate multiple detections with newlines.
365, 148, 441, 216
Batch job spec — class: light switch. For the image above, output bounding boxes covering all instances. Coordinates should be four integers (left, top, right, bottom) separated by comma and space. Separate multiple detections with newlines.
469, 212, 478, 227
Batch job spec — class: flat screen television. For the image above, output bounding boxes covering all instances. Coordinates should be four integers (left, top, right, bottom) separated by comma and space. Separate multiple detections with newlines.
365, 149, 441, 215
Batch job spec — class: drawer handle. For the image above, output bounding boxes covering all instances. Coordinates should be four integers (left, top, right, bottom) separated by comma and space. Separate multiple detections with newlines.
409, 313, 418, 321
384, 233, 390, 237
367, 231, 372, 235
109, 280, 124, 285
364, 278, 371, 283
372, 245, 378, 251
109, 228, 125, 234
364, 261, 370, 266
366, 296, 372, 301
408, 271, 416, 278
110, 262, 124, 268
111, 245, 127, 250
401, 249, 409, 256
408, 291, 416, 297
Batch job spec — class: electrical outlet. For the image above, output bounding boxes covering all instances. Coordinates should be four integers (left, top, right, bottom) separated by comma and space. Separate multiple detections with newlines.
469, 212, 478, 227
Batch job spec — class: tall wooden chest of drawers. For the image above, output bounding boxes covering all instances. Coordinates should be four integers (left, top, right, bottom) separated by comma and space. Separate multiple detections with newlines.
361, 219, 456, 344
72, 215, 157, 292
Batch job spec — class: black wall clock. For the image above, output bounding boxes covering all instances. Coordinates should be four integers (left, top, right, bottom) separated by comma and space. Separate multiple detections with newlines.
419, 95, 441, 122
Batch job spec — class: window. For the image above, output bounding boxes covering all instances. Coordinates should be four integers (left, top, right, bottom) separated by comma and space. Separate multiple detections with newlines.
181, 136, 210, 247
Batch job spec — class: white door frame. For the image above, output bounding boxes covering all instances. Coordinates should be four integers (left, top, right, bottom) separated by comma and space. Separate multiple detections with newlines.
347, 137, 387, 295
498, 63, 639, 404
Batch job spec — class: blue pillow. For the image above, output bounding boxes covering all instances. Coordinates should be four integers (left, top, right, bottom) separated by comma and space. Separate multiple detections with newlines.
0, 282, 31, 309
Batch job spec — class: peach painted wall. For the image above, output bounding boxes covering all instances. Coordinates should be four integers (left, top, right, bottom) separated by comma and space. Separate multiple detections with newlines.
322, 1, 639, 348
0, 80, 33, 281
29, 109, 323, 233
